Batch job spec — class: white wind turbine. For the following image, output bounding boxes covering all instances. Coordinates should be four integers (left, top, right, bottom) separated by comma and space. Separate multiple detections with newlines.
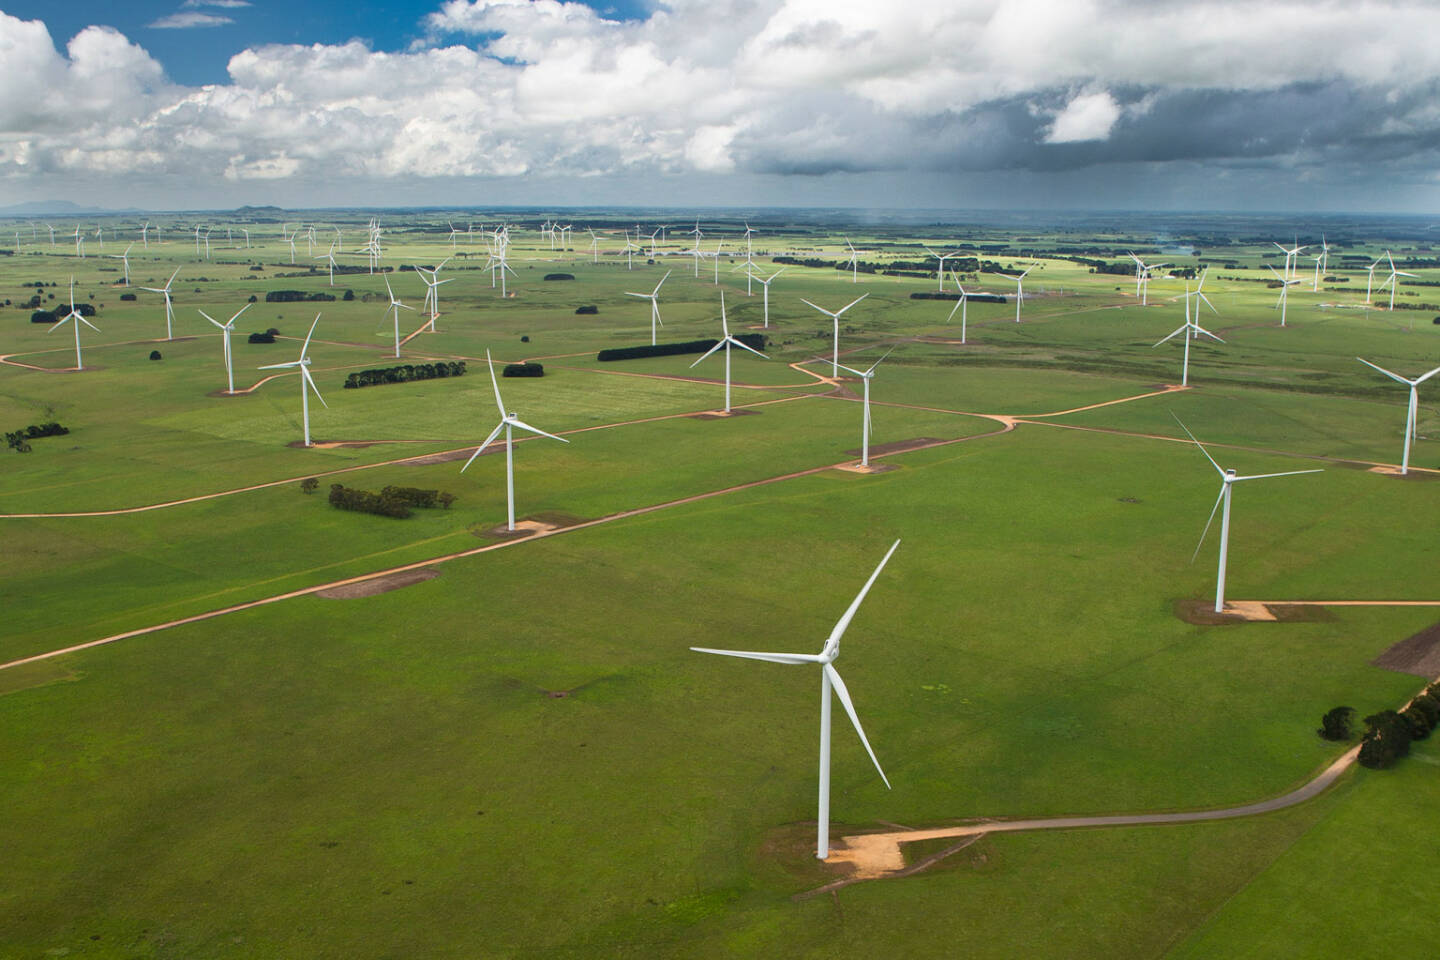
1153, 272, 1221, 387
1174, 416, 1321, 613
72, 227, 85, 258
923, 246, 962, 292
801, 294, 868, 377
414, 259, 453, 331
1273, 239, 1306, 281
198, 302, 252, 394
946, 270, 973, 344
461, 350, 570, 532
139, 266, 181, 340
621, 231, 641, 270
109, 244, 133, 285
747, 267, 784, 327
383, 274, 415, 358
692, 539, 900, 861
93, 226, 105, 252
832, 348, 894, 467
284, 230, 297, 264
843, 237, 861, 283
315, 243, 339, 286
588, 228, 600, 264
1309, 253, 1323, 292
48, 277, 99, 370
689, 292, 767, 413
1377, 252, 1418, 312
1268, 266, 1303, 326
46, 222, 55, 247
1128, 253, 1168, 306
258, 315, 326, 447
1357, 357, 1440, 475
1002, 266, 1032, 322
624, 269, 671, 346
1365, 254, 1384, 305
140, 221, 150, 248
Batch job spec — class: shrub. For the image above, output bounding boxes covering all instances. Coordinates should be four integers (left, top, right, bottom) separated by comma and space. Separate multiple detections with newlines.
299, 477, 318, 494
597, 334, 766, 362
1317, 706, 1354, 741
520, 335, 530, 343
30, 310, 56, 324
503, 362, 544, 378
342, 289, 355, 301
327, 483, 411, 519
248, 331, 276, 343
149, 350, 162, 361
5, 422, 67, 453
120, 293, 137, 301
575, 305, 598, 314
543, 273, 575, 281
1357, 710, 1413, 769
380, 486, 440, 508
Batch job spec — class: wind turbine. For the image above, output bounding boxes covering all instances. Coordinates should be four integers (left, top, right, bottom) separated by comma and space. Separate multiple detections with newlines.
946, 271, 972, 344
1273, 239, 1305, 281
1128, 253, 1168, 306
689, 292, 767, 413
1377, 252, 1418, 312
692, 539, 900, 861
383, 274, 415, 358
923, 246, 961, 292
109, 244, 133, 285
140, 221, 150, 248
588, 228, 600, 264
315, 243, 339, 286
198, 302, 251, 394
461, 350, 570, 532
284, 230, 297, 264
1268, 266, 1302, 326
1365, 255, 1384, 305
414, 260, 452, 331
1309, 253, 1323, 292
45, 223, 55, 247
139, 266, 181, 340
1357, 358, 1440, 475
747, 267, 784, 327
1153, 273, 1222, 387
843, 238, 861, 283
48, 277, 98, 370
801, 295, 868, 377
624, 269, 671, 346
832, 348, 894, 467
93, 226, 105, 252
1174, 416, 1321, 613
621, 231, 640, 270
258, 315, 326, 447
72, 227, 85, 258
1002, 266, 1032, 322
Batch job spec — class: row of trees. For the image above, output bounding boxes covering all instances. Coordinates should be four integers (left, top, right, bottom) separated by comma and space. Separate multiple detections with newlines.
264, 290, 336, 303
598, 334, 766, 362
323, 482, 456, 518
502, 362, 544, 378
342, 361, 467, 389
5, 422, 68, 453
1322, 683, 1440, 769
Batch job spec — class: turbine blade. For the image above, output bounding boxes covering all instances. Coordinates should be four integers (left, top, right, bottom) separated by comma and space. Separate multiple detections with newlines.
509, 418, 569, 443
689, 340, 726, 367
825, 663, 890, 788
1231, 469, 1324, 482
200, 310, 225, 329
486, 349, 505, 412
258, 360, 301, 370
828, 540, 901, 645
832, 362, 866, 377
303, 367, 328, 408
1412, 364, 1440, 385
300, 314, 320, 358
1171, 413, 1227, 478
1153, 325, 1187, 347
834, 294, 869, 317
1356, 357, 1408, 384
1192, 324, 1224, 343
730, 337, 768, 359
690, 646, 821, 664
1191, 485, 1227, 563
799, 297, 832, 317
461, 421, 507, 471
653, 269, 671, 295
230, 302, 253, 324
866, 346, 896, 375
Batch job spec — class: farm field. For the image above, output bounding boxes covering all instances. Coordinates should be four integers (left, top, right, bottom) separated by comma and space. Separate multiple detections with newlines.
2, 211, 1439, 958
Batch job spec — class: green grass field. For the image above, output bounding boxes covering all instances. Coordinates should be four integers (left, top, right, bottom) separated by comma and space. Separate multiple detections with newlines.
2, 215, 1438, 958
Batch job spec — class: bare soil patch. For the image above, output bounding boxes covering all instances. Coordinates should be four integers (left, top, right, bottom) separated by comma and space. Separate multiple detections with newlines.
1174, 598, 1269, 625
316, 567, 439, 599
847, 437, 941, 458
689, 408, 762, 421
473, 511, 587, 540
834, 462, 898, 475
1372, 621, 1440, 677
1369, 465, 1440, 480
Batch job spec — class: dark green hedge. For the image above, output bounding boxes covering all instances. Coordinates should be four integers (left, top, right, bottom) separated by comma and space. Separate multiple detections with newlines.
343, 362, 467, 389
265, 290, 336, 303
597, 334, 765, 362
503, 362, 544, 378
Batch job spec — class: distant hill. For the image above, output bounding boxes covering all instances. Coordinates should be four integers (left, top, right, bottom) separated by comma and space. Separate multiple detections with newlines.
234, 205, 287, 217
0, 200, 140, 217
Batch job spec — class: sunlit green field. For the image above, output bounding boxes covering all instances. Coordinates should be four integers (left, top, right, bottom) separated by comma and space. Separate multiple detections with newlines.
2, 213, 1438, 958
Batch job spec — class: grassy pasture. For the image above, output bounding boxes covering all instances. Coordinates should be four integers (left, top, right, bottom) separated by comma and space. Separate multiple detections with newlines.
1, 214, 1438, 958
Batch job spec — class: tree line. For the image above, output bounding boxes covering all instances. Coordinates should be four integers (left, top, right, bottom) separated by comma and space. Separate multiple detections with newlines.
342, 361, 467, 389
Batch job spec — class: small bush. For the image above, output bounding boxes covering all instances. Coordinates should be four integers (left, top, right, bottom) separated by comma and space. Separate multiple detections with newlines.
1317, 706, 1354, 741
299, 477, 319, 494
149, 350, 162, 361
520, 335, 530, 343
327, 483, 411, 519
120, 293, 137, 301
1357, 710, 1413, 769
503, 362, 544, 378
265, 290, 335, 303
248, 331, 276, 344
543, 273, 575, 281
30, 310, 56, 324
575, 305, 598, 315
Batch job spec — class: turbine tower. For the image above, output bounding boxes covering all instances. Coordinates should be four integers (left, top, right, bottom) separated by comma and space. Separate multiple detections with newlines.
258, 315, 327, 447
199, 302, 252, 394
623, 270, 671, 346
1356, 357, 1440, 475
689, 292, 768, 413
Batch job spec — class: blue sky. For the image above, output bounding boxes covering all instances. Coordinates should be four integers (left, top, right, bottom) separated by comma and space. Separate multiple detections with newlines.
2, 2, 1440, 213
1, 1, 649, 86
